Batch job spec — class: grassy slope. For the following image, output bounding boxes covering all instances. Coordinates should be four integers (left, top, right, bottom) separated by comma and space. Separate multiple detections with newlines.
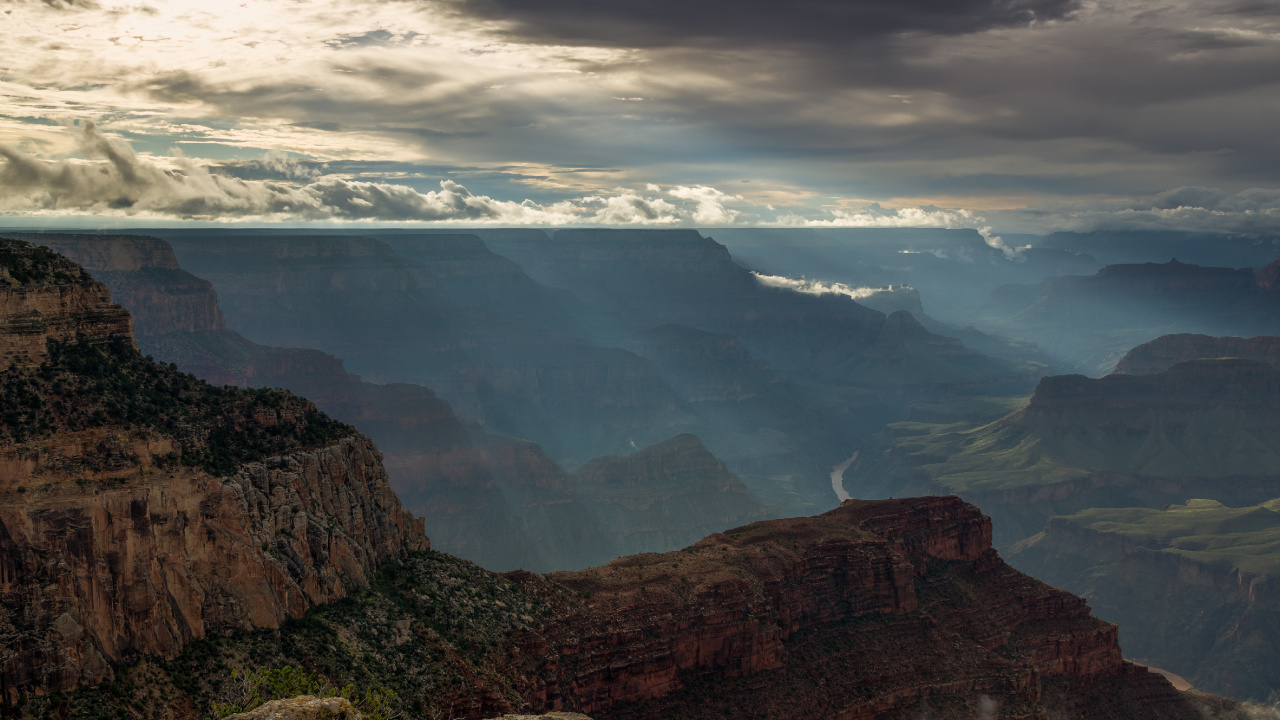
1067, 499, 1280, 577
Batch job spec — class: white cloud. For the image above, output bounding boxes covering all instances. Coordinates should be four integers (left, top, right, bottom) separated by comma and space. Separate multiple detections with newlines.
987, 186, 1280, 235
752, 272, 913, 302
0, 122, 757, 225
773, 202, 978, 229
581, 190, 683, 225
666, 185, 743, 225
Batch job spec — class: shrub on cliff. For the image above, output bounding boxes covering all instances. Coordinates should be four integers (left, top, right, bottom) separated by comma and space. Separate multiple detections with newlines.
0, 238, 90, 288
0, 336, 352, 474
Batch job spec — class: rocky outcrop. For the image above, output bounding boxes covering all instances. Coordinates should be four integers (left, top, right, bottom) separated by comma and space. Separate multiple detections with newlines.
1114, 333, 1280, 375
224, 696, 360, 720
14, 233, 227, 337
0, 239, 133, 370
569, 434, 776, 554
79, 497, 1212, 720
0, 243, 427, 700
512, 496, 1196, 719
0, 424, 426, 700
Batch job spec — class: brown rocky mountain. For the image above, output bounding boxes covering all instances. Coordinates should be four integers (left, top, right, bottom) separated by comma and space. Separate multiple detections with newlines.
1114, 333, 1280, 375
0, 238, 427, 700
47, 495, 1223, 720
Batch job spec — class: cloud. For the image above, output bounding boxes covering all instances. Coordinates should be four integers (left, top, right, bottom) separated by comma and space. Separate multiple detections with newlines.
0, 122, 753, 225
667, 185, 743, 225
581, 190, 682, 225
775, 203, 978, 229
988, 186, 1280, 235
452, 0, 1080, 48
0, 122, 571, 222
752, 272, 913, 301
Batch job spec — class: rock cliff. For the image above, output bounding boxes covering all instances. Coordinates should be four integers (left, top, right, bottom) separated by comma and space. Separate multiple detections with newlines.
0, 239, 427, 700
12, 233, 227, 337
1008, 501, 1280, 701
0, 239, 134, 370
1114, 333, 1280, 375
844, 358, 1280, 544
36, 496, 1210, 720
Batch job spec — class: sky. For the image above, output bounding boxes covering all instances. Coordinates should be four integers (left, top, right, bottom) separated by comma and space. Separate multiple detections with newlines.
1, 0, 1279, 234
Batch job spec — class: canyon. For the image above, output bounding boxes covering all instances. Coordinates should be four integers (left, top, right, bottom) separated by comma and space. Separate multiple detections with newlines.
20, 233, 786, 571
0, 237, 1237, 720
843, 353, 1280, 545
37, 494, 1221, 720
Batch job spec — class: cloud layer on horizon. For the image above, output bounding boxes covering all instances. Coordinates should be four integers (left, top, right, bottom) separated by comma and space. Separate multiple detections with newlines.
1, 0, 1278, 235
4, 123, 1280, 237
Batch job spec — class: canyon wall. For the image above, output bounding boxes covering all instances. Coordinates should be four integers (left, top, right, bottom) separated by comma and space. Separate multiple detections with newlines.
0, 239, 427, 699
1009, 513, 1280, 701
513, 496, 1199, 719
1114, 333, 1280, 375
0, 239, 134, 370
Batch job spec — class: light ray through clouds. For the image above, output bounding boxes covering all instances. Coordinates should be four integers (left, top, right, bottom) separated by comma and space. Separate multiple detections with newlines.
1, 0, 1280, 232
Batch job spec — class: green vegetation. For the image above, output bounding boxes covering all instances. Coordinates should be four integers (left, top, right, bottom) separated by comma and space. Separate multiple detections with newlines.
0, 238, 90, 288
6, 551, 564, 720
1068, 499, 1280, 577
0, 336, 351, 475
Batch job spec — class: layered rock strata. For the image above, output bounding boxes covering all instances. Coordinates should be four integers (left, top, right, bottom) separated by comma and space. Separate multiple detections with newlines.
0, 241, 427, 700
513, 496, 1197, 719
844, 358, 1280, 545
1008, 504, 1280, 701
0, 239, 133, 370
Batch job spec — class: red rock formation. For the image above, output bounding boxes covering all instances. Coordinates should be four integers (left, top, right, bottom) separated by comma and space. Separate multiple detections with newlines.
503, 497, 1196, 719
0, 243, 428, 700
0, 239, 133, 370
1114, 333, 1280, 375
13, 233, 225, 338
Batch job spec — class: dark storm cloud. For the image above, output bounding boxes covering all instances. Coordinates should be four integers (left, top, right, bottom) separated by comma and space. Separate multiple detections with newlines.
453, 0, 1080, 47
